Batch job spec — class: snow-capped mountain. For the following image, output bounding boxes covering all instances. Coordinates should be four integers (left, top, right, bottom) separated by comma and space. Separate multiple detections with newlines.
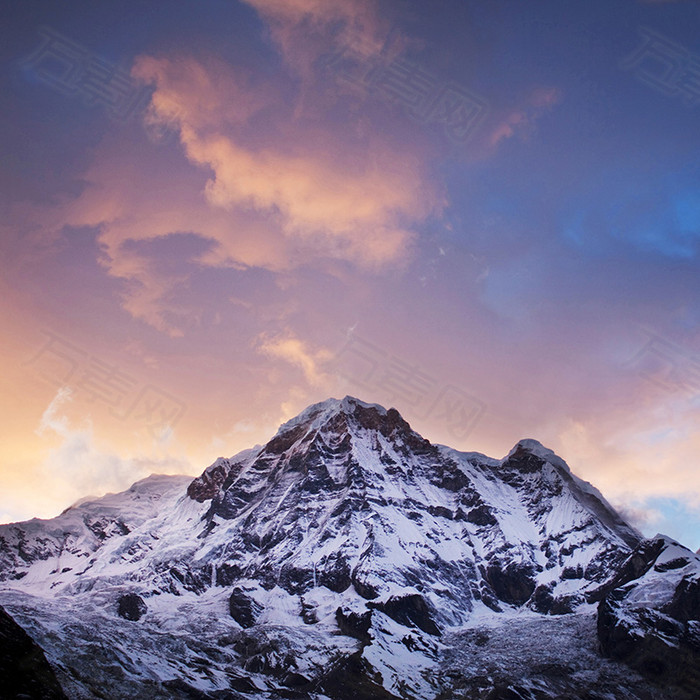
1, 396, 698, 699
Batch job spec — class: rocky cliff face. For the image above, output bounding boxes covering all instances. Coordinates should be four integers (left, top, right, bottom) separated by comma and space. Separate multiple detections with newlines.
0, 396, 696, 699
598, 535, 700, 697
0, 604, 67, 699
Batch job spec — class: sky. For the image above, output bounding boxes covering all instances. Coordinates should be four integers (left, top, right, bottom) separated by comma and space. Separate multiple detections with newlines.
1, 0, 699, 549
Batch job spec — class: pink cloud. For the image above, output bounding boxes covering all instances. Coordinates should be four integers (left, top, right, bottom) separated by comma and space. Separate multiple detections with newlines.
488, 87, 562, 149
136, 54, 441, 269
257, 331, 333, 387
132, 55, 271, 132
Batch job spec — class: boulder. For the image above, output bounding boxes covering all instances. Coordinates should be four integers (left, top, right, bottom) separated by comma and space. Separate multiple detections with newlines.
368, 593, 441, 636
336, 606, 373, 644
228, 587, 263, 628
117, 593, 147, 621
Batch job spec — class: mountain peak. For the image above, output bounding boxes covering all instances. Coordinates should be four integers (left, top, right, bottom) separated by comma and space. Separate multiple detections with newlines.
508, 438, 548, 456
263, 395, 413, 454
272, 395, 389, 434
504, 438, 567, 467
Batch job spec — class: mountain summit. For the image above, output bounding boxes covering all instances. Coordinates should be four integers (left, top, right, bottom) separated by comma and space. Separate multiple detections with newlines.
1, 397, 698, 699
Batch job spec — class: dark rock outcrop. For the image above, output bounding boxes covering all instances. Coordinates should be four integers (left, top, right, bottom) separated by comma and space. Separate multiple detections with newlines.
0, 604, 67, 699
664, 574, 700, 621
229, 588, 263, 628
117, 593, 147, 621
187, 458, 232, 502
264, 423, 310, 456
484, 561, 537, 607
318, 551, 352, 592
368, 593, 441, 636
320, 651, 400, 700
466, 504, 498, 526
336, 606, 373, 643
503, 444, 547, 474
351, 566, 381, 600
588, 536, 666, 604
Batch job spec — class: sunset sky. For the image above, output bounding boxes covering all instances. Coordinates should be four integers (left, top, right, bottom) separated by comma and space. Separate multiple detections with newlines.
2, 0, 700, 549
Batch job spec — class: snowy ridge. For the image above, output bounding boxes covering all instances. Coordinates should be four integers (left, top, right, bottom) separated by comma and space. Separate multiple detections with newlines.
0, 474, 192, 587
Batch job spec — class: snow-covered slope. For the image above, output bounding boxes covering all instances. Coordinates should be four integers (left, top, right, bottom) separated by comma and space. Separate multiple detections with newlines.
0, 396, 693, 699
0, 474, 192, 587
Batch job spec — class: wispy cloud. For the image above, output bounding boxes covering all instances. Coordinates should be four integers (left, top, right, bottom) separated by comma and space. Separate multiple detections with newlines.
34, 388, 190, 506
240, 0, 389, 80
257, 331, 333, 387
488, 87, 562, 149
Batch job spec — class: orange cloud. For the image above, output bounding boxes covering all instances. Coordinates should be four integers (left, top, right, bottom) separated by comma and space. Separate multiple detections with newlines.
257, 331, 333, 387
183, 131, 427, 266
136, 54, 441, 269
